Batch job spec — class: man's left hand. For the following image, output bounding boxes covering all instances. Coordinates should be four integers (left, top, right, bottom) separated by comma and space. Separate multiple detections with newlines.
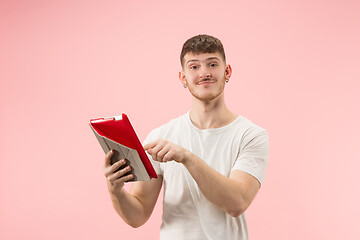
144, 139, 189, 163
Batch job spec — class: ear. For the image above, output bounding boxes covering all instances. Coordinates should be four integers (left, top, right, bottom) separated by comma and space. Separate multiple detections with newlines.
179, 71, 187, 87
225, 64, 232, 80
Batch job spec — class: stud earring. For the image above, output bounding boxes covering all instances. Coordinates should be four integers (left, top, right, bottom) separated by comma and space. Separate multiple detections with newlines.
225, 79, 229, 83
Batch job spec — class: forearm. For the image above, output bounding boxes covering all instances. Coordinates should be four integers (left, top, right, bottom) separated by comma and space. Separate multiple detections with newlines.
182, 152, 253, 217
107, 185, 148, 228
144, 139, 259, 217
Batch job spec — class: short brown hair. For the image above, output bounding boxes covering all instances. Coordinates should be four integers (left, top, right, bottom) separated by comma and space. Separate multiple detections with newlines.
180, 34, 226, 66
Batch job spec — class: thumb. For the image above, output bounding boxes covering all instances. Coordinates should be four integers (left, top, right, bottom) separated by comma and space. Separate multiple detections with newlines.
145, 148, 153, 155
104, 149, 114, 167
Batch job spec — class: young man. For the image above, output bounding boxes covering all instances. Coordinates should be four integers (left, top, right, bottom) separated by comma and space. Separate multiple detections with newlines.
103, 34, 269, 239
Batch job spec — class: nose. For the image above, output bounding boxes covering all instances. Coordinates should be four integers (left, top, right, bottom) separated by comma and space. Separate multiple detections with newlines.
200, 70, 211, 79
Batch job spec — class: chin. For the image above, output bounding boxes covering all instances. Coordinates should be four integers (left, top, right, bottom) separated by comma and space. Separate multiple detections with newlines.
193, 92, 223, 102
188, 84, 225, 102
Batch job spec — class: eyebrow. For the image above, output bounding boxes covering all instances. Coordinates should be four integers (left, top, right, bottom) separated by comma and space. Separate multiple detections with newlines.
186, 57, 220, 65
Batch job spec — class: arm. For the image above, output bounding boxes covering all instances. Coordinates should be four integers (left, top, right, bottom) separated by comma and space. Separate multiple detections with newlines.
144, 140, 260, 217
182, 154, 260, 217
104, 150, 163, 227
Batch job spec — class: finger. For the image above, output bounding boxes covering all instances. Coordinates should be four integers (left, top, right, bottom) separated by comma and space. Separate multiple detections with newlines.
151, 140, 167, 155
109, 166, 133, 183
156, 144, 171, 162
150, 141, 167, 162
143, 140, 159, 151
104, 159, 127, 177
104, 149, 114, 167
163, 149, 174, 162
108, 165, 132, 182
113, 173, 134, 184
147, 148, 153, 155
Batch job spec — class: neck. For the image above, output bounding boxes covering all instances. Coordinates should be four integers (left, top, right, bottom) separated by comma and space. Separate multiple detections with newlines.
189, 93, 237, 129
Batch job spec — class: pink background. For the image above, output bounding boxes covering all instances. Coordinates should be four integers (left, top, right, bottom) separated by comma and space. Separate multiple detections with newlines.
1, 0, 359, 239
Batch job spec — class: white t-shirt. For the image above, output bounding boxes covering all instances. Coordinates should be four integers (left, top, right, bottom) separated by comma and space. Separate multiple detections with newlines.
144, 112, 269, 240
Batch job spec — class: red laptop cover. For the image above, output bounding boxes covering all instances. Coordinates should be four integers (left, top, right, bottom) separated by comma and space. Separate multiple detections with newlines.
90, 114, 157, 179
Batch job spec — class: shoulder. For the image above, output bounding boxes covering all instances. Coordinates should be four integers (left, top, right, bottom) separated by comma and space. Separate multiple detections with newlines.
232, 115, 267, 135
231, 115, 269, 147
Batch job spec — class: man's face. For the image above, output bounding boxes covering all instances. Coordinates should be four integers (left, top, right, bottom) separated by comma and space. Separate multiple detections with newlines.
180, 52, 232, 103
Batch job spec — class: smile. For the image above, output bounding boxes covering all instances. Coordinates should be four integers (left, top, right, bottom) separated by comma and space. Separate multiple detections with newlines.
197, 79, 216, 85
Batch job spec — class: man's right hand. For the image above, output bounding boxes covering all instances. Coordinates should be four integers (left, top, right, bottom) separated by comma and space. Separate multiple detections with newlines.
102, 149, 163, 228
103, 150, 134, 192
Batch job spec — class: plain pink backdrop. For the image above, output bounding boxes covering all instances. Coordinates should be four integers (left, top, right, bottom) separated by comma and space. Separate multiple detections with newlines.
1, 0, 359, 239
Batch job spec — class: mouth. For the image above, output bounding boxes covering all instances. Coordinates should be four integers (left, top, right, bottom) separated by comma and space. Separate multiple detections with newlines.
197, 78, 215, 85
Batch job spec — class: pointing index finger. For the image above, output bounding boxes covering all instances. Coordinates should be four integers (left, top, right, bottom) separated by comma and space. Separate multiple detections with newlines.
143, 140, 158, 151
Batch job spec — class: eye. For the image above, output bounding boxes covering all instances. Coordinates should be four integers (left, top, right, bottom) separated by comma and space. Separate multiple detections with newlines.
209, 63, 218, 67
190, 65, 198, 70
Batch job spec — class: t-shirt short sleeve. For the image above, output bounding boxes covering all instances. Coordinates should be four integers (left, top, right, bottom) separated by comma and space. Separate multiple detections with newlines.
232, 132, 269, 185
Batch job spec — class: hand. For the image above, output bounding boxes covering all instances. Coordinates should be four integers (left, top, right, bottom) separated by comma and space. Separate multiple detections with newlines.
144, 139, 189, 163
103, 150, 134, 191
